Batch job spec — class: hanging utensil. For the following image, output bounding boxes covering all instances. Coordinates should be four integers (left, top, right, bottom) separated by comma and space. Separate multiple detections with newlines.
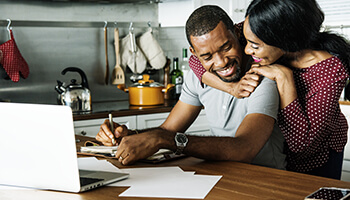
104, 21, 109, 85
129, 22, 139, 82
6, 19, 12, 39
111, 27, 125, 85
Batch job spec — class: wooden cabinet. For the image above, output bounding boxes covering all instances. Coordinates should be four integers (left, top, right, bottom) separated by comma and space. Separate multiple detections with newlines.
136, 110, 211, 135
136, 112, 170, 129
74, 110, 210, 137
183, 110, 211, 136
158, 0, 251, 27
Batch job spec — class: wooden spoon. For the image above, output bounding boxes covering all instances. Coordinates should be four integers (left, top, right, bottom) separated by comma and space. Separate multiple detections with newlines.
112, 28, 125, 85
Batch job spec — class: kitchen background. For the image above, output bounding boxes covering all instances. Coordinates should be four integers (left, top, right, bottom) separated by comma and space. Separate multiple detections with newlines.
2, 0, 348, 105
0, 0, 195, 105
2, 0, 350, 181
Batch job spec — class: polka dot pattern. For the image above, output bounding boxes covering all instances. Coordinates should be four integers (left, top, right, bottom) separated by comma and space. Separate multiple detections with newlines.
189, 54, 206, 81
0, 30, 29, 82
279, 56, 349, 172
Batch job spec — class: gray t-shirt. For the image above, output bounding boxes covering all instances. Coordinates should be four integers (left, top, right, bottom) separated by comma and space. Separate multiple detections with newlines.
180, 71, 286, 170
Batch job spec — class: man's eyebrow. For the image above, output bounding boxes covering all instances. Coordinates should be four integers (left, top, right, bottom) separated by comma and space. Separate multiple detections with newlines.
199, 52, 211, 57
199, 40, 230, 57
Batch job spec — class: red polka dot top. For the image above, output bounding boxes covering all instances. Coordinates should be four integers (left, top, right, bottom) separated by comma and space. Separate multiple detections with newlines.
279, 56, 348, 172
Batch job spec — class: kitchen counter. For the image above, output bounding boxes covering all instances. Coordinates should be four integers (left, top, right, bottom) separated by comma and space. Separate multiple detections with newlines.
73, 99, 178, 121
75, 100, 350, 121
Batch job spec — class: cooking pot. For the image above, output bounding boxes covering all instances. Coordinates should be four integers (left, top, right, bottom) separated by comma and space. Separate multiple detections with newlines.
118, 74, 174, 106
55, 67, 91, 113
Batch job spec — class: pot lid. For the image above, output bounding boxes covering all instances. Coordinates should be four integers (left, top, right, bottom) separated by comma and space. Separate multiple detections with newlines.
67, 79, 82, 88
130, 74, 164, 88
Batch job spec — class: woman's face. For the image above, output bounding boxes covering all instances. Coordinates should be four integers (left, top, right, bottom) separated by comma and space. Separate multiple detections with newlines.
243, 17, 284, 65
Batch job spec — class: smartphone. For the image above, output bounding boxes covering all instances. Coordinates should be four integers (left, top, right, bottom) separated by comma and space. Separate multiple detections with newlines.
305, 187, 350, 200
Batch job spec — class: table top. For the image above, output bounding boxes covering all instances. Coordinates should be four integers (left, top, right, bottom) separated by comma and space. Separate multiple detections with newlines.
2, 136, 350, 200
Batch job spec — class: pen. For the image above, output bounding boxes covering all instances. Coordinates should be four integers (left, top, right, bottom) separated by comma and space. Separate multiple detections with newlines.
109, 113, 116, 145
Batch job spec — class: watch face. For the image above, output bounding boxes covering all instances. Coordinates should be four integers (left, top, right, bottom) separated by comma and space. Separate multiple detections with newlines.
176, 133, 188, 143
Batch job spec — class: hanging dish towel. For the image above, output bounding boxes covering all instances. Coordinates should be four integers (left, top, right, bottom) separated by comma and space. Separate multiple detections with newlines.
0, 30, 29, 82
137, 29, 166, 69
120, 33, 147, 74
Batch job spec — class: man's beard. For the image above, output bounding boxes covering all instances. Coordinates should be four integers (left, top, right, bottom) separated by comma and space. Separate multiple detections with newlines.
213, 60, 242, 83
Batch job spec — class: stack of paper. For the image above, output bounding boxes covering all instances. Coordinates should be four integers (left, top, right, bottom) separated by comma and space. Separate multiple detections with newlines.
78, 157, 222, 199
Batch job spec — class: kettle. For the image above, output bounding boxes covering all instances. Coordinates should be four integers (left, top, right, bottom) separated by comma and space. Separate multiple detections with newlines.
55, 67, 91, 113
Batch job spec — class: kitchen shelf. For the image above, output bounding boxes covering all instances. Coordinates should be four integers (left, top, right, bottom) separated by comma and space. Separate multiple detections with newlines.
0, 19, 159, 28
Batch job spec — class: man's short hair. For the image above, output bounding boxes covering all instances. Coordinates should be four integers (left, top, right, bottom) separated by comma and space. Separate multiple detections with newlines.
185, 5, 236, 49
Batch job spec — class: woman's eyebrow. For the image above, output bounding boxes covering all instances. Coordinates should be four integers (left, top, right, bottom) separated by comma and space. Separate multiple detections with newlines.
247, 39, 259, 45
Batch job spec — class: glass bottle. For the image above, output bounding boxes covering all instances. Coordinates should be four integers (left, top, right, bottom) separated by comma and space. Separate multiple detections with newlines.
170, 57, 183, 100
181, 48, 190, 80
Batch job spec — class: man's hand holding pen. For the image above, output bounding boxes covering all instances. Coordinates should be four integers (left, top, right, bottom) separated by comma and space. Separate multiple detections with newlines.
96, 115, 129, 147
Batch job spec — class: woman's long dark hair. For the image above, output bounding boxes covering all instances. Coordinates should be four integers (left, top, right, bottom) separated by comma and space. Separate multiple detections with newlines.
245, 0, 350, 72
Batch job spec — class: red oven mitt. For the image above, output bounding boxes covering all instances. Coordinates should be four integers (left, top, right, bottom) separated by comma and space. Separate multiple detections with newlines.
0, 30, 29, 82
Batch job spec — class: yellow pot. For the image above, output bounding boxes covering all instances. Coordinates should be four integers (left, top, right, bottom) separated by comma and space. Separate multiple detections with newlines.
118, 74, 174, 106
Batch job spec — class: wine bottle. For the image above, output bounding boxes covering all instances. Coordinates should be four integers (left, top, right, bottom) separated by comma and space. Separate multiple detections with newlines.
181, 48, 190, 80
170, 57, 183, 100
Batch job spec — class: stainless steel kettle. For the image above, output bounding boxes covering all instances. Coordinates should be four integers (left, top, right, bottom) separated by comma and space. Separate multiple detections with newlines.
55, 67, 91, 113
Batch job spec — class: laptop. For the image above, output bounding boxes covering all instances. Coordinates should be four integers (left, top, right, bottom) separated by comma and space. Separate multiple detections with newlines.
0, 102, 129, 193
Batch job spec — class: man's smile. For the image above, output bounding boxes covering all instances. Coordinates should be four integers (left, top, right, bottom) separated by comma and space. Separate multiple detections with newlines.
213, 60, 237, 77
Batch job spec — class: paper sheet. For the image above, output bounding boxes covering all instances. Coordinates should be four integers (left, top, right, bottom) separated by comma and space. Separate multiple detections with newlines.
78, 158, 222, 199
119, 173, 222, 199
1, 157, 222, 199
78, 157, 123, 173
110, 166, 194, 187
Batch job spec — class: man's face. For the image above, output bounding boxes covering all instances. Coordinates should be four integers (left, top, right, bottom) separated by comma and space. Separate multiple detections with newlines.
189, 21, 243, 82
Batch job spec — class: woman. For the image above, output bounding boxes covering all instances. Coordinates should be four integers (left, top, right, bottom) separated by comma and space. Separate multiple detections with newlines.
189, 0, 350, 179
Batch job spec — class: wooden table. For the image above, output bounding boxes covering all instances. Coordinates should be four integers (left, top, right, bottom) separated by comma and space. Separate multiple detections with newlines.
1, 136, 350, 200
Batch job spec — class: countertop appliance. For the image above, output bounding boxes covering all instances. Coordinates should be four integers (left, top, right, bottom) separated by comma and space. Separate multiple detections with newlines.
55, 67, 91, 113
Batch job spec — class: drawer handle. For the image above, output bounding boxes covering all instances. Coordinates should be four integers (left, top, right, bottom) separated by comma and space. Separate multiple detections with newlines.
80, 131, 87, 136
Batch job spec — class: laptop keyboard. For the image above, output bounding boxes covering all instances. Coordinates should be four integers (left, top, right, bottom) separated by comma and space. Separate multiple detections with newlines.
80, 177, 104, 186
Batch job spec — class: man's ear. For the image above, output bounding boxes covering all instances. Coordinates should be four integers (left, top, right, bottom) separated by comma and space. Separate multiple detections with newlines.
189, 46, 196, 55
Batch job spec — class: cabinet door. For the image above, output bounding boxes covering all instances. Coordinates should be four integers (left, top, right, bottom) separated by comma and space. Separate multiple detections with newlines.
340, 105, 350, 161
340, 105, 350, 181
137, 112, 170, 129
136, 110, 211, 135
193, 0, 250, 23
158, 0, 251, 27
186, 110, 211, 136
74, 116, 136, 138
159, 0, 193, 27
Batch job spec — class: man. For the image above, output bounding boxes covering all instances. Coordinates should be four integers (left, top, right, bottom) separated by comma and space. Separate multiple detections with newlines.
96, 5, 286, 169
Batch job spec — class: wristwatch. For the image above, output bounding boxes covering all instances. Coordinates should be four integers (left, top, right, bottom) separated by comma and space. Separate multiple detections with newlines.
174, 132, 188, 155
